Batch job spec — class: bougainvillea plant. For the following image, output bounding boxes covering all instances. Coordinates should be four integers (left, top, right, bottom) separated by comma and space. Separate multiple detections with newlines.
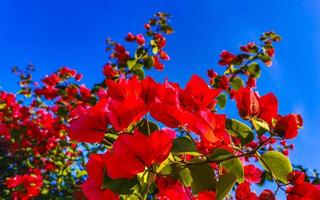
1, 12, 320, 200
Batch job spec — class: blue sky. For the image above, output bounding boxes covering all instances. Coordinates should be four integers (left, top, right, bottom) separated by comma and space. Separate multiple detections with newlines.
0, 0, 319, 181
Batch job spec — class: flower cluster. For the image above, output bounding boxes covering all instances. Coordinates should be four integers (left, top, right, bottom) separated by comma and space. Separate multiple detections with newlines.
1, 12, 319, 200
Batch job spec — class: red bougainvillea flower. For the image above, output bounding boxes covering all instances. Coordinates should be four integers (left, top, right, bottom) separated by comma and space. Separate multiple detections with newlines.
287, 182, 320, 200
258, 93, 278, 125
105, 129, 175, 179
186, 111, 230, 150
81, 154, 119, 200
234, 87, 260, 119
103, 63, 117, 78
156, 177, 191, 200
136, 33, 145, 46
5, 169, 43, 199
154, 33, 166, 48
68, 99, 109, 143
153, 55, 164, 71
287, 171, 306, 185
193, 191, 216, 200
179, 75, 221, 112
240, 42, 257, 53
244, 164, 263, 183
258, 189, 275, 200
235, 181, 258, 200
105, 76, 141, 102
274, 114, 303, 139
218, 50, 236, 66
106, 94, 146, 131
125, 32, 135, 41
140, 76, 159, 106
246, 77, 257, 88
149, 81, 184, 128
105, 77, 146, 131
159, 50, 170, 61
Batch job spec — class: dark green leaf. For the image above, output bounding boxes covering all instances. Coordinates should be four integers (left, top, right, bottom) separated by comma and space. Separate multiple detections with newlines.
171, 137, 200, 155
216, 172, 237, 200
144, 56, 154, 70
188, 164, 216, 194
103, 176, 139, 195
132, 67, 145, 80
137, 119, 159, 135
208, 148, 232, 162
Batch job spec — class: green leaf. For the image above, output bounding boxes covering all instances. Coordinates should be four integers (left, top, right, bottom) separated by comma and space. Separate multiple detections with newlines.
226, 118, 254, 146
230, 76, 244, 90
259, 151, 292, 183
216, 94, 227, 109
137, 119, 159, 135
188, 164, 216, 194
10, 128, 21, 140
160, 24, 174, 34
252, 117, 270, 136
221, 157, 244, 183
127, 59, 137, 70
135, 47, 147, 59
157, 153, 175, 175
171, 137, 200, 156
102, 176, 139, 195
132, 67, 145, 80
208, 148, 232, 162
246, 62, 261, 78
144, 56, 154, 70
179, 167, 193, 187
216, 172, 237, 200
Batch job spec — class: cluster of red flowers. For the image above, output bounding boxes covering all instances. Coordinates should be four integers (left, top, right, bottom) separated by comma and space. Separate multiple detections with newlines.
1, 12, 320, 200
234, 87, 303, 139
5, 169, 43, 200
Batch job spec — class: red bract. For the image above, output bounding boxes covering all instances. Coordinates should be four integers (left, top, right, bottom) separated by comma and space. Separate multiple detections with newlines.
153, 55, 164, 71
103, 63, 117, 78
179, 75, 220, 112
156, 177, 191, 200
136, 33, 145, 46
106, 95, 146, 131
235, 182, 258, 200
234, 87, 260, 119
149, 81, 183, 127
274, 114, 303, 139
218, 50, 236, 66
5, 170, 43, 199
69, 99, 109, 143
81, 154, 119, 200
246, 77, 257, 88
186, 111, 229, 149
287, 183, 320, 200
258, 93, 278, 125
240, 42, 257, 53
244, 164, 263, 183
258, 190, 275, 200
154, 33, 166, 48
287, 171, 306, 185
194, 191, 217, 200
125, 32, 135, 41
105, 129, 175, 179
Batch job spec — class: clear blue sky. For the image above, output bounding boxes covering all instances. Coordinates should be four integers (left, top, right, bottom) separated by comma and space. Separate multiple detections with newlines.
0, 0, 319, 174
